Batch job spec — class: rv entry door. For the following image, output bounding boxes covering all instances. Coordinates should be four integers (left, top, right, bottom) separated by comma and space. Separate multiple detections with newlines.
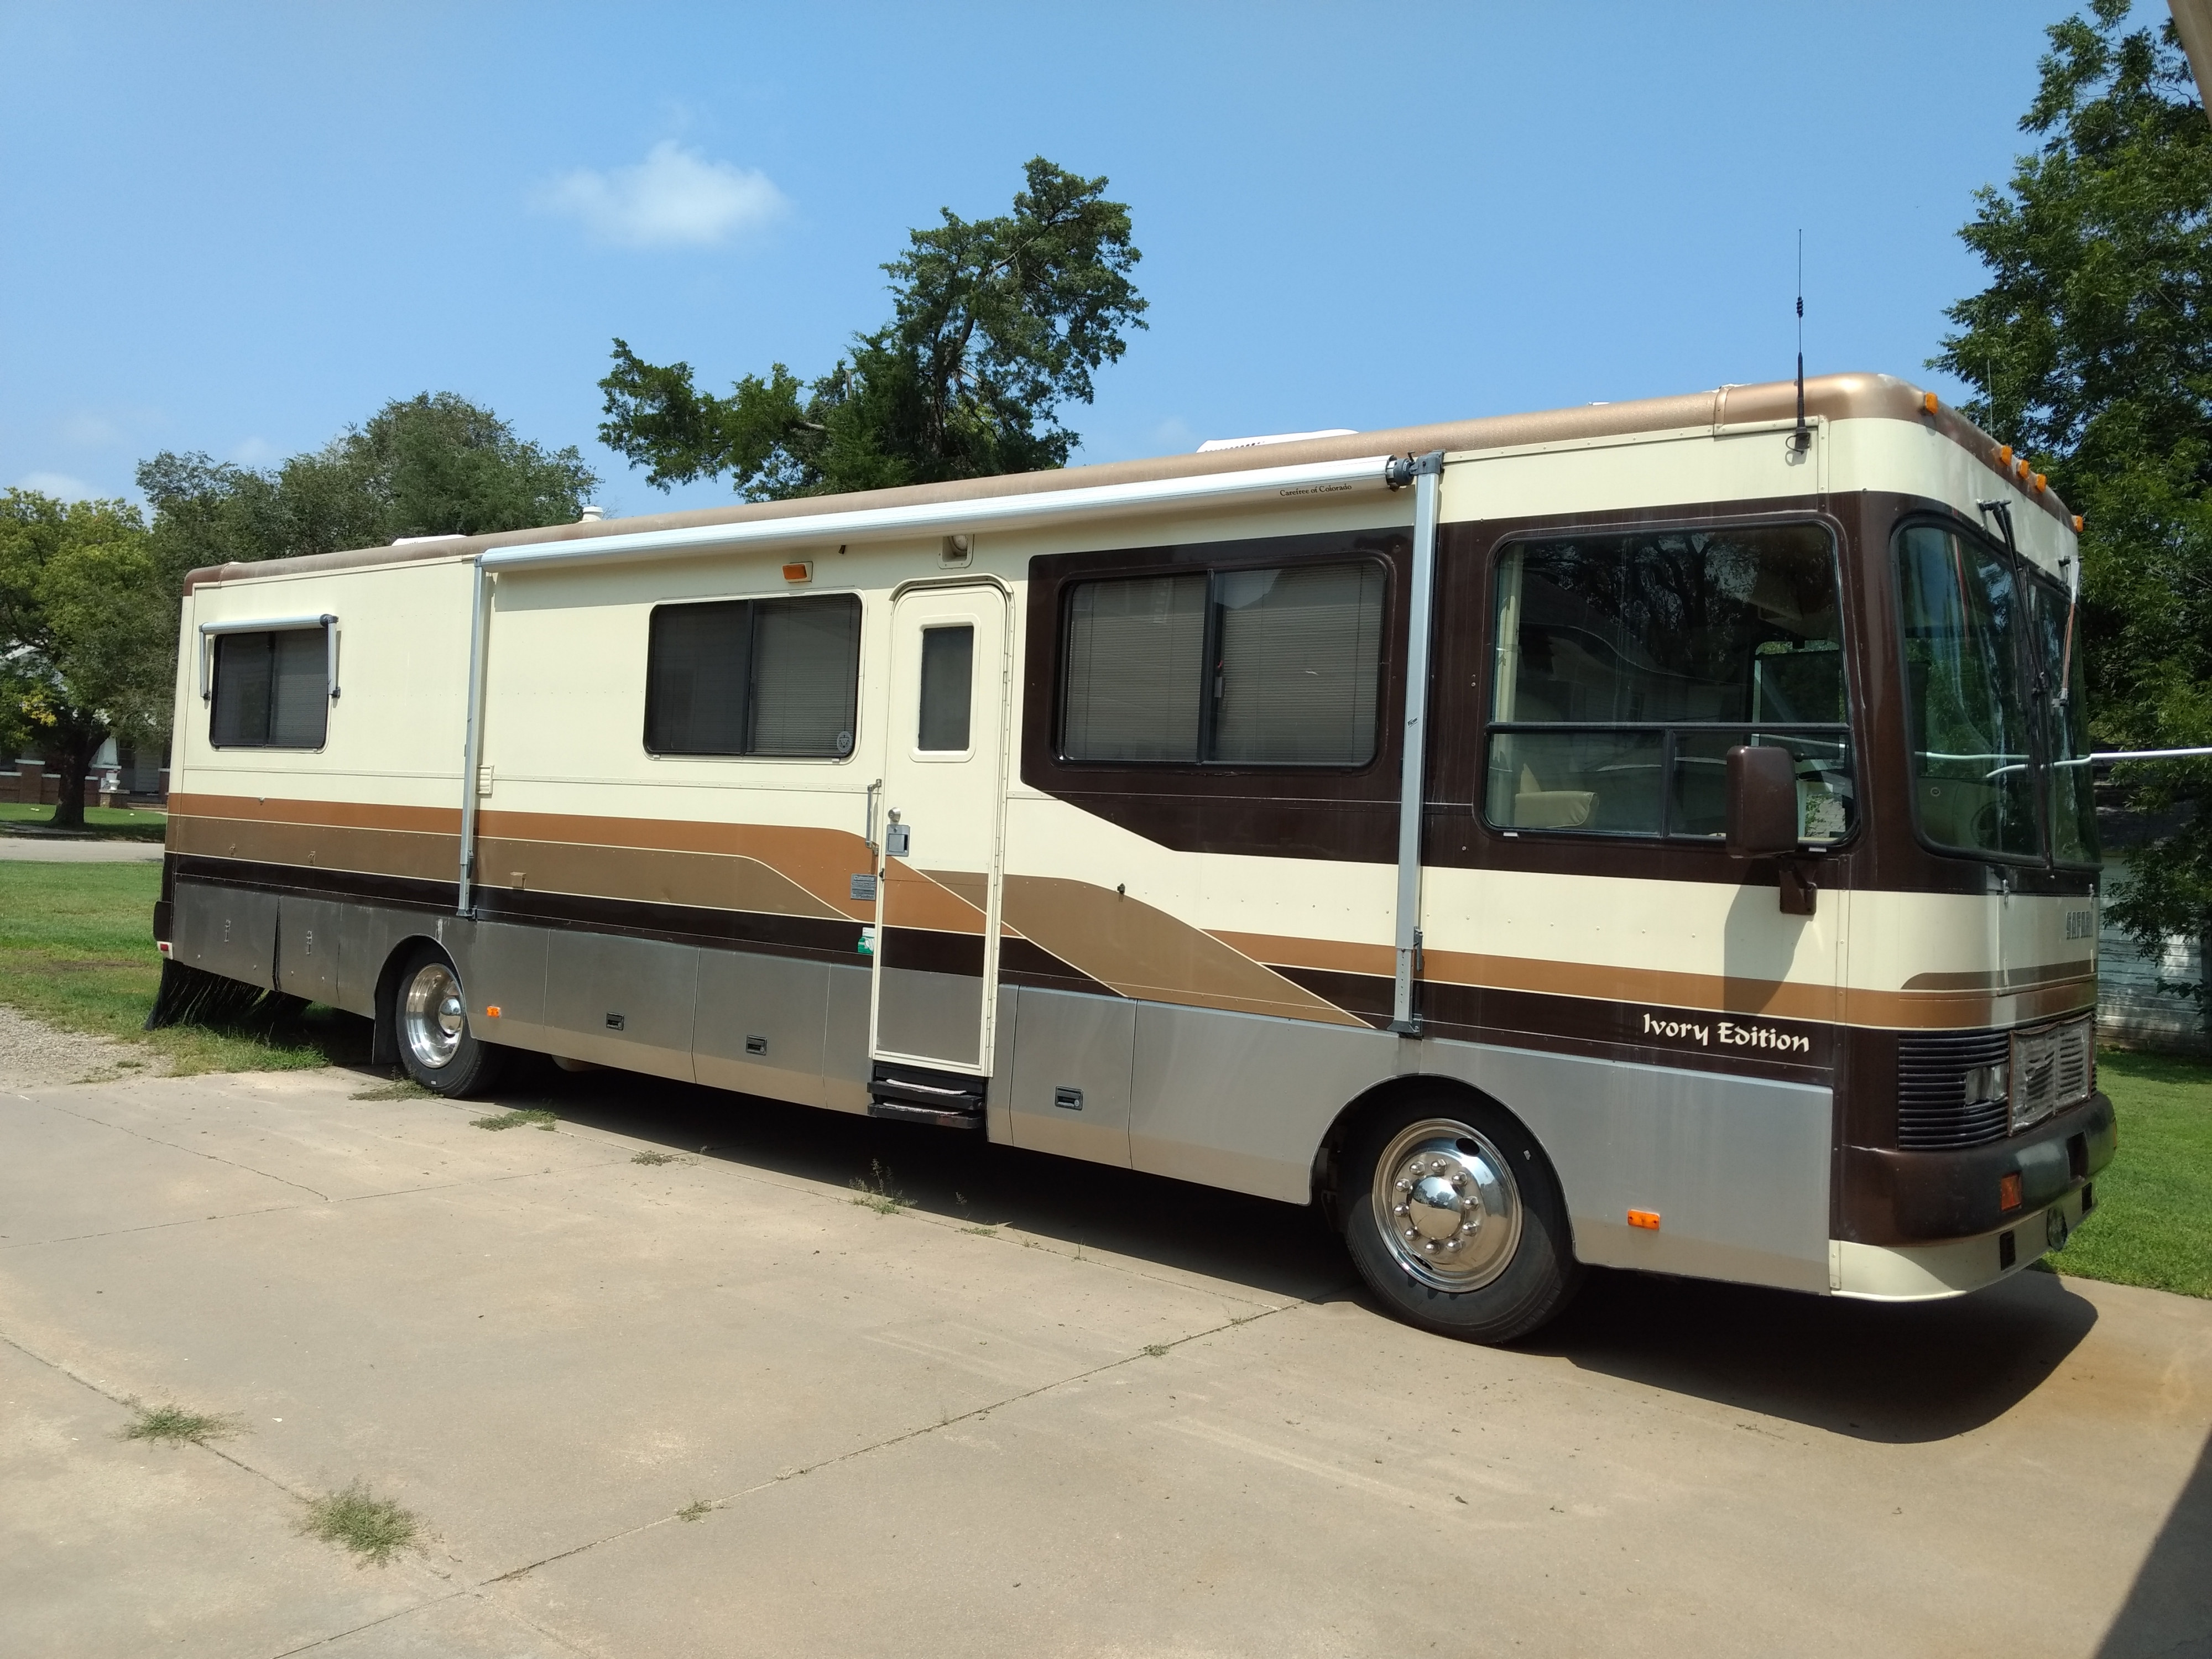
868, 582, 1011, 1074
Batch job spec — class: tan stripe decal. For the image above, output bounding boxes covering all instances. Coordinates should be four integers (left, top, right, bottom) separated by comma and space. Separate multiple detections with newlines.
1001, 877, 1366, 1028
168, 796, 2095, 1032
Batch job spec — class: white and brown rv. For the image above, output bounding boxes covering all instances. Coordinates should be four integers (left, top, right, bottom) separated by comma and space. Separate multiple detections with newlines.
154, 372, 2113, 1342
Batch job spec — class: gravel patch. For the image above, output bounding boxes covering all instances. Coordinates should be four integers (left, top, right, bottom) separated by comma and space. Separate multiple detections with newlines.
0, 1004, 158, 1090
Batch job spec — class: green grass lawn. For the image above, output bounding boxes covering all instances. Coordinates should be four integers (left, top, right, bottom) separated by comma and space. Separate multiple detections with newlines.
0, 801, 168, 840
0, 860, 363, 1076
2051, 1048, 2212, 1299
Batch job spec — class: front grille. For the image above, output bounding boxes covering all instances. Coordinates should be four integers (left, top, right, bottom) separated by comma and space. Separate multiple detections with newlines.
2011, 1014, 2094, 1133
1897, 1029, 2013, 1150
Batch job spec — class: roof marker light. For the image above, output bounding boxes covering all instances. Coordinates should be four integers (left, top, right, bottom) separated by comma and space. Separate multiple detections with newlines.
1922, 392, 1940, 415
781, 561, 813, 583
2033, 473, 2047, 492
2074, 515, 2085, 532
1997, 445, 2013, 467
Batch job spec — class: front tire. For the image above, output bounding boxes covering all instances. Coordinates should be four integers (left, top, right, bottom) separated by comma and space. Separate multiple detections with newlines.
392, 944, 508, 1097
1342, 1093, 1580, 1344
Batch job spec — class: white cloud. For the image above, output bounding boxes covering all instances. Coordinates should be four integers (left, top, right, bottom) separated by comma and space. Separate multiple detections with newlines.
16, 471, 95, 500
59, 412, 120, 447
535, 141, 788, 249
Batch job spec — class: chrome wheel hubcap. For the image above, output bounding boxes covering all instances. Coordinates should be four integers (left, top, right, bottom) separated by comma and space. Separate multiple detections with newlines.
402, 962, 466, 1071
1371, 1118, 1522, 1292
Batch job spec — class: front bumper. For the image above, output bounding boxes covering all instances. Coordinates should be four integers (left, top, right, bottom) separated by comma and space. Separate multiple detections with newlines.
1843, 1089, 2115, 1245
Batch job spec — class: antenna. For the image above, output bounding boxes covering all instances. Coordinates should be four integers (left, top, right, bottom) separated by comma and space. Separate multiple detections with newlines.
1790, 230, 1811, 452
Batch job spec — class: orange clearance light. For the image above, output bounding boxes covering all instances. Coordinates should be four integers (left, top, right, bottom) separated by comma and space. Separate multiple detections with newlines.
2032, 472, 2047, 492
1922, 391, 1939, 415
2073, 514, 2085, 532
782, 560, 813, 583
1627, 1209, 1661, 1230
1997, 445, 2013, 467
1999, 1172, 2023, 1213
2017, 460, 2032, 482
485, 1005, 502, 1019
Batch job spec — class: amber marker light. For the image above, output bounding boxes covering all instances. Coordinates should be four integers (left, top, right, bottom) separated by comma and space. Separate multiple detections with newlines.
1922, 391, 1939, 414
781, 560, 813, 583
2073, 515, 2085, 531
1999, 1172, 2023, 1213
486, 1005, 502, 1018
1997, 445, 2014, 466
1627, 1209, 1661, 1230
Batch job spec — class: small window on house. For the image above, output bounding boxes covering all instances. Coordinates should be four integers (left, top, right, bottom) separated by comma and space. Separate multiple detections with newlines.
917, 625, 974, 752
645, 593, 861, 758
1058, 560, 1384, 766
210, 628, 329, 748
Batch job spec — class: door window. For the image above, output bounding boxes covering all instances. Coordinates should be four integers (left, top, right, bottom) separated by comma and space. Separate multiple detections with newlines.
917, 625, 974, 752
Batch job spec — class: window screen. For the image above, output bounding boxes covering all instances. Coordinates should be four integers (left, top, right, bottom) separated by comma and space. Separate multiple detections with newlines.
1060, 560, 1384, 766
645, 593, 860, 758
210, 629, 328, 748
917, 625, 974, 752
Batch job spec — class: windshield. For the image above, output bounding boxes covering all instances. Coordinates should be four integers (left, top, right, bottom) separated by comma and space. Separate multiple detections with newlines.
1893, 521, 2098, 866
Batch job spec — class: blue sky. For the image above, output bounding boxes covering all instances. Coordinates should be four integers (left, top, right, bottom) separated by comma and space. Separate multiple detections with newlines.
1, 2, 2099, 519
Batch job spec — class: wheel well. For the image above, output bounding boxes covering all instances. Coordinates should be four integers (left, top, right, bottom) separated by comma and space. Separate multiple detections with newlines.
1309, 1072, 1516, 1230
369, 935, 444, 1067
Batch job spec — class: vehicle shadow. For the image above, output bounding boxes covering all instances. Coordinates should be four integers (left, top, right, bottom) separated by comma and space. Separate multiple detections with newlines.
2096, 1425, 2212, 1658
1527, 1261, 2100, 1444
500, 1062, 1355, 1306
489, 1062, 2100, 1444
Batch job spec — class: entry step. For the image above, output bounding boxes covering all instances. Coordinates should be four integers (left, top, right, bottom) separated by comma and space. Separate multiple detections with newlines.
867, 1062, 987, 1130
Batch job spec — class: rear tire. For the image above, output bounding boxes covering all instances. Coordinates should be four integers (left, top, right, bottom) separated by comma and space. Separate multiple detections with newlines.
391, 943, 508, 1098
1342, 1091, 1580, 1344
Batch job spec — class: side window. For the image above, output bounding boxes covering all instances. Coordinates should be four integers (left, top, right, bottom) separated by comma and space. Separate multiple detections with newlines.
917, 625, 975, 752
645, 593, 860, 758
1485, 523, 1853, 841
210, 628, 330, 749
1058, 560, 1384, 766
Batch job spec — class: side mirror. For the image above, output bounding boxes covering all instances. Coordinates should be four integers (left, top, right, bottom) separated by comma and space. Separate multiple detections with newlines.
1726, 745, 1798, 858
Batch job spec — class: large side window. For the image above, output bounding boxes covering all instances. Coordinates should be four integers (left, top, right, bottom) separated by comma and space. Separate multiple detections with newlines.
210, 628, 330, 749
1484, 523, 1854, 841
645, 593, 860, 758
1058, 560, 1384, 766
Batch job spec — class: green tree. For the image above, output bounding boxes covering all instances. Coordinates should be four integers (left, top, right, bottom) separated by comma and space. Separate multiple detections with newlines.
0, 491, 175, 829
139, 392, 599, 579
1931, 0, 2212, 1011
599, 156, 1146, 500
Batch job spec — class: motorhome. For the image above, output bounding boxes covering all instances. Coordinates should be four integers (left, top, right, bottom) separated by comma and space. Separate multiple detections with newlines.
154, 372, 2114, 1343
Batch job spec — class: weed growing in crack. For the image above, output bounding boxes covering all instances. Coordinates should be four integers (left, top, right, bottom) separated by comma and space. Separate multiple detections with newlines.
962, 1224, 998, 1236
299, 1481, 420, 1565
848, 1159, 906, 1214
351, 1077, 432, 1101
632, 1150, 686, 1166
118, 1401, 237, 1446
1142, 1344, 1170, 1358
472, 1108, 557, 1131
675, 1498, 716, 1522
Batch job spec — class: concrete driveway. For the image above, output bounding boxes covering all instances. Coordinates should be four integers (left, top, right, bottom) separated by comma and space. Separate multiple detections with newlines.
1, 1061, 2206, 1659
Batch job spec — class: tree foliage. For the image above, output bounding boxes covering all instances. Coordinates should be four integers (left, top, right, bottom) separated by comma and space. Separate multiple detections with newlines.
0, 491, 174, 827
138, 392, 599, 579
1931, 0, 2212, 999
598, 156, 1146, 500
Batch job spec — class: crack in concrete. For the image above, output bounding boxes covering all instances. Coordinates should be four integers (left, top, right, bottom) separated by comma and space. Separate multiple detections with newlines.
33, 1097, 341, 1201
477, 1301, 1296, 1591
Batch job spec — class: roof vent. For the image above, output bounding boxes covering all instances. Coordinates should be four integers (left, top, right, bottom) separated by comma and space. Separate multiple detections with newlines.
578, 503, 604, 523
1194, 428, 1357, 453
